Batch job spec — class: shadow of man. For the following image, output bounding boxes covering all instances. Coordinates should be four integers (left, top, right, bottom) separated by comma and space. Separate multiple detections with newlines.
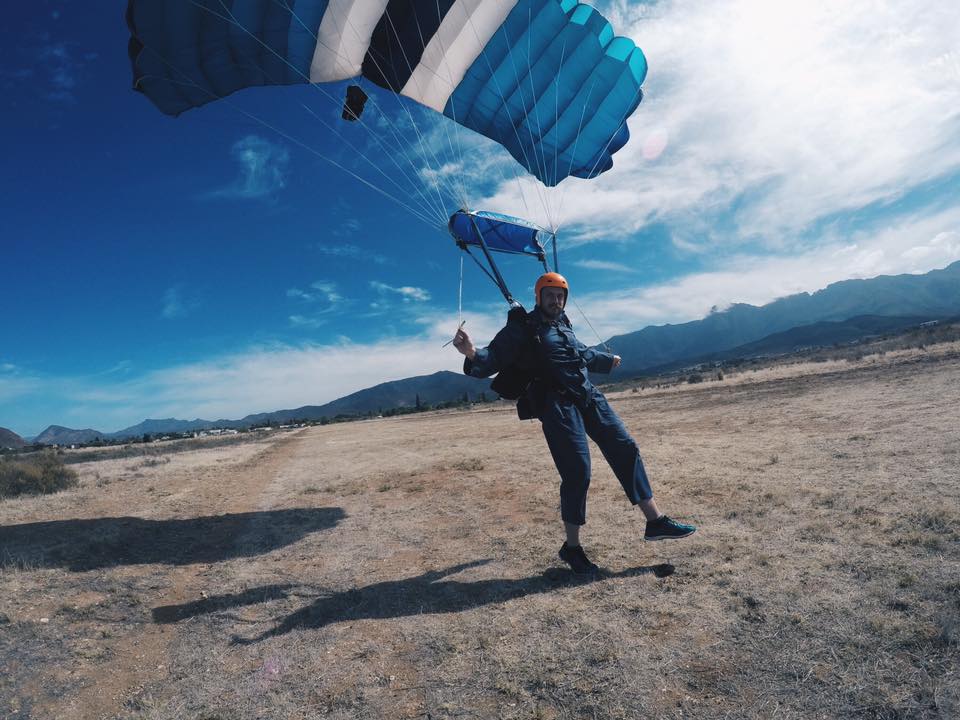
227, 560, 674, 644
0, 507, 345, 571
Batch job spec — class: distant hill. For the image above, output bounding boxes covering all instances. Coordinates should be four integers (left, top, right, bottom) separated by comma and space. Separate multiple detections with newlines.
108, 418, 227, 438
33, 425, 104, 446
608, 262, 960, 376
27, 262, 960, 444
30, 370, 492, 444
231, 370, 492, 426
643, 315, 939, 373
0, 427, 26, 449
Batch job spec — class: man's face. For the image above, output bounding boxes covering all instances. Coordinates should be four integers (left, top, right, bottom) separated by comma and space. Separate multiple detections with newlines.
540, 286, 566, 319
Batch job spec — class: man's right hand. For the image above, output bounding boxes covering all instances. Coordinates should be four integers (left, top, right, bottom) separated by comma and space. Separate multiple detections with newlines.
452, 326, 476, 360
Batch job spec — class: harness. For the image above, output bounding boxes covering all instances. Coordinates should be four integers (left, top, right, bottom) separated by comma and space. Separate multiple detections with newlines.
489, 305, 580, 419
489, 304, 542, 402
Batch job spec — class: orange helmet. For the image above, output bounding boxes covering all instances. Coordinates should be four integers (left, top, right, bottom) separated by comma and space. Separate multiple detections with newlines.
535, 272, 569, 306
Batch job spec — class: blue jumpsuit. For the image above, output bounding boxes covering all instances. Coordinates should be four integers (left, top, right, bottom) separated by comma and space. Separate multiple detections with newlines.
464, 306, 653, 525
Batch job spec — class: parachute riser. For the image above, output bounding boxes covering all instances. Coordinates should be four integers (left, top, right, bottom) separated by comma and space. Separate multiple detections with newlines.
456, 241, 502, 290
449, 209, 560, 306
464, 213, 517, 306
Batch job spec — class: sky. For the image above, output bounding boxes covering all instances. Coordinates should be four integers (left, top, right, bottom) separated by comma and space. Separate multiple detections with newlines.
2, 0, 959, 438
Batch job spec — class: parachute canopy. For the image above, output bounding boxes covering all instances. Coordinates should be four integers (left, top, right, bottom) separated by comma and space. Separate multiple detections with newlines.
126, 0, 647, 186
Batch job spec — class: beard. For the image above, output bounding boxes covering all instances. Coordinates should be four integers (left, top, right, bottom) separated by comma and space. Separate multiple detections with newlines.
541, 303, 564, 320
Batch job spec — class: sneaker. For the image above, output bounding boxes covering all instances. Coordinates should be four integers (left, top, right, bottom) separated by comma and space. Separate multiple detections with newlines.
644, 515, 697, 541
558, 542, 601, 574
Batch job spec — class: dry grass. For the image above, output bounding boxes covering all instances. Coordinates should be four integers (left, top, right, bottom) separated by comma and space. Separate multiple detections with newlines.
0, 451, 78, 499
1, 345, 958, 719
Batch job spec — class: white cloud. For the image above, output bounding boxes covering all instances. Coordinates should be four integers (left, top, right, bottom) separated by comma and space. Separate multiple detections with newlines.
38, 41, 80, 102
161, 285, 198, 319
466, 0, 960, 253
571, 259, 636, 273
571, 203, 960, 337
370, 281, 431, 302
314, 241, 388, 265
0, 371, 41, 405
287, 280, 342, 305
10, 210, 958, 435
286, 280, 345, 327
210, 135, 290, 200
288, 315, 328, 329
305, 0, 959, 266
3, 307, 504, 434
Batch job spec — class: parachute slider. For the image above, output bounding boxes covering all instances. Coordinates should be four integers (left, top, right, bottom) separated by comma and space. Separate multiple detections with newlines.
448, 210, 551, 261
341, 85, 368, 121
448, 210, 559, 306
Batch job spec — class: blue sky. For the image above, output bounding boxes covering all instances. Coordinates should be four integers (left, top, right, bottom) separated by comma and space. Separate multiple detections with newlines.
2, 0, 959, 438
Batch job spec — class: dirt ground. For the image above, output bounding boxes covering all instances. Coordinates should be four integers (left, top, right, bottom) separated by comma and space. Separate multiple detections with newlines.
2, 344, 958, 720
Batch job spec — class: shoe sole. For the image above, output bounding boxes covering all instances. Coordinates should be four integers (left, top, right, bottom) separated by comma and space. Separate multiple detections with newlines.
645, 529, 696, 541
562, 564, 601, 574
558, 552, 601, 574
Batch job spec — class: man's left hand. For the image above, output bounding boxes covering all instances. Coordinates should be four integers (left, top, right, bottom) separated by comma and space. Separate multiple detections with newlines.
612, 355, 622, 368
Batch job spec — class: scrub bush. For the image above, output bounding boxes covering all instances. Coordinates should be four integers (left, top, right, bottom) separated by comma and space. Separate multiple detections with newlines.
0, 451, 79, 499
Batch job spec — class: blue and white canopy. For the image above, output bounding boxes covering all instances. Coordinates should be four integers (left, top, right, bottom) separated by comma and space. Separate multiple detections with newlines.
127, 0, 648, 186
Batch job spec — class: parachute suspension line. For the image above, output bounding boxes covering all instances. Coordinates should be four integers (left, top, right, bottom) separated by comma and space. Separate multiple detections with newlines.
463, 13, 551, 224
352, 90, 451, 223
230, 106, 441, 229
404, 0, 467, 207
459, 244, 503, 292
129, 23, 439, 229
569, 296, 611, 354
137, 62, 439, 230
303, 4, 463, 223
377, 8, 464, 216
456, 12, 535, 224
261, 1, 451, 223
582, 84, 645, 182
553, 78, 600, 236
436, 0, 476, 212
548, 40, 569, 229
458, 255, 464, 327
523, 11, 556, 230
273, 0, 446, 222
518, 7, 552, 220
297, 101, 447, 223
522, 7, 550, 210
466, 214, 515, 305
194, 0, 448, 225
432, 35, 527, 225
497, 9, 552, 227
556, 83, 644, 236
426, 0, 523, 218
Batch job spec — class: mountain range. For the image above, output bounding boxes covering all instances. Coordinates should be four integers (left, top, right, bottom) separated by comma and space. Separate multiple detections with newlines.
0, 427, 26, 449
640, 314, 944, 374
21, 261, 960, 445
29, 371, 492, 445
607, 261, 960, 376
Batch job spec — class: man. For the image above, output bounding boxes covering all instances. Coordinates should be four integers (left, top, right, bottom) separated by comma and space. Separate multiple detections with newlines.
452, 272, 696, 574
